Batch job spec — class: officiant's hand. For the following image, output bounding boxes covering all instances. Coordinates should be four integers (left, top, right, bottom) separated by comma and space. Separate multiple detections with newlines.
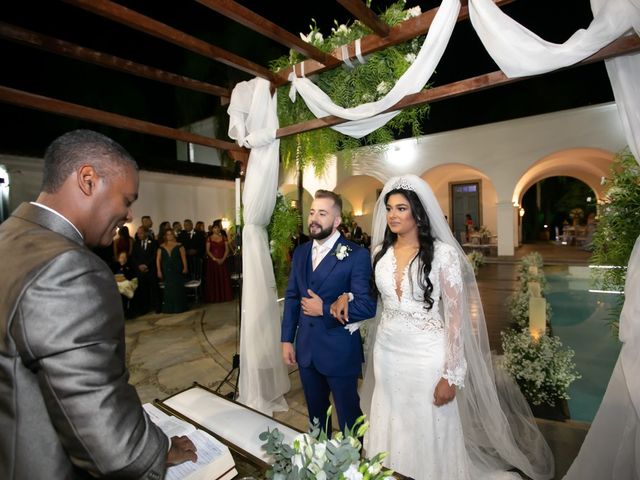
301, 289, 323, 316
282, 342, 297, 366
330, 294, 350, 324
167, 435, 198, 465
433, 377, 456, 406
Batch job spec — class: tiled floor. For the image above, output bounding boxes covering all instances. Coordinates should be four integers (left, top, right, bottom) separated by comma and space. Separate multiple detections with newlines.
126, 242, 593, 479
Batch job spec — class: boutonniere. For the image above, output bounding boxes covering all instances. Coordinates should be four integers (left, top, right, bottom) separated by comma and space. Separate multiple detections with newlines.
332, 242, 352, 261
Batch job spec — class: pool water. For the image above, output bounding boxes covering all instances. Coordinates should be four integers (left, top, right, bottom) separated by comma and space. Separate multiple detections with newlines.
545, 266, 622, 423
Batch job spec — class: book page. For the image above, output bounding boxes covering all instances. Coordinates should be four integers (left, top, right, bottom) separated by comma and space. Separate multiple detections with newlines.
143, 403, 235, 480
165, 430, 232, 480
143, 403, 196, 438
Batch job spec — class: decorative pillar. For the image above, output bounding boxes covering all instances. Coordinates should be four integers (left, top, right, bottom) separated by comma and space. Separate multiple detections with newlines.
496, 201, 516, 256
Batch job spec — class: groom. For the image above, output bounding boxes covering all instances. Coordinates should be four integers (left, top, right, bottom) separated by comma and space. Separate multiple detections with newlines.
281, 190, 376, 433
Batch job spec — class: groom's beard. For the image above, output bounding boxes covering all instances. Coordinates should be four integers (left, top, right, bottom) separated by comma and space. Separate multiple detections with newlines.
308, 222, 332, 240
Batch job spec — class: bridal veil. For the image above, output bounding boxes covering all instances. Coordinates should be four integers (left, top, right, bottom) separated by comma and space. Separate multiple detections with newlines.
361, 174, 554, 480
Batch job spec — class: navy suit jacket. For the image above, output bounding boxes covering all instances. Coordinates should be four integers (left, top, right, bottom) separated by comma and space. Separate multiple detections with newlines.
281, 236, 376, 376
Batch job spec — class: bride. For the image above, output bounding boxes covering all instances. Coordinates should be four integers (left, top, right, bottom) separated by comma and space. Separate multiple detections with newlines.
331, 175, 554, 480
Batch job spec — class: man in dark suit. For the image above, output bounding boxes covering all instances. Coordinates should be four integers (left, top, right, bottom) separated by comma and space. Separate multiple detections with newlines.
131, 225, 159, 316
350, 220, 363, 245
178, 219, 205, 279
281, 190, 375, 433
0, 130, 196, 479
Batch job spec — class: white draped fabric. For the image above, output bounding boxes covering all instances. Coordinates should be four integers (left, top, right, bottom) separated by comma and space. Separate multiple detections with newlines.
227, 78, 290, 415
468, 0, 636, 77
287, 0, 461, 138
227, 0, 640, 423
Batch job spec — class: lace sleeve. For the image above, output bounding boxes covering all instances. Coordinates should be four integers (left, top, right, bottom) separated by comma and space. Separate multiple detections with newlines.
439, 244, 467, 387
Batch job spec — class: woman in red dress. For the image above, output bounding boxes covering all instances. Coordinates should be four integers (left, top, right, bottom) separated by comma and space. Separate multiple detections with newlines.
203, 219, 233, 303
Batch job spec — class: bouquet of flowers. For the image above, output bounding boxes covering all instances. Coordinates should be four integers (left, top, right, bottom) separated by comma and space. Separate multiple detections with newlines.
260, 408, 394, 480
501, 329, 580, 406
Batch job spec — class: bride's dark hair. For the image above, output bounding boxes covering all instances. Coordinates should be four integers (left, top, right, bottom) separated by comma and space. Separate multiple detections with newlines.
372, 188, 436, 309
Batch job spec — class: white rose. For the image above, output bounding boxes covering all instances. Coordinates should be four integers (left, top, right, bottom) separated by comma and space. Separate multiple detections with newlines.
338, 24, 349, 33
406, 6, 422, 17
343, 463, 364, 480
314, 32, 324, 43
404, 53, 416, 64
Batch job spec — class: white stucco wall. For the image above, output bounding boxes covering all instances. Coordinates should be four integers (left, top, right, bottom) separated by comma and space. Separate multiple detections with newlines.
0, 154, 235, 233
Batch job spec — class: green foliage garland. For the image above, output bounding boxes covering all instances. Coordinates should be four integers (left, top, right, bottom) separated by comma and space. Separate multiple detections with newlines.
591, 148, 640, 333
268, 194, 301, 294
271, 0, 430, 172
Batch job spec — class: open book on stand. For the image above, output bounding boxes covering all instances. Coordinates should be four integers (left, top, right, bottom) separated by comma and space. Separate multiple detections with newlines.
143, 403, 238, 480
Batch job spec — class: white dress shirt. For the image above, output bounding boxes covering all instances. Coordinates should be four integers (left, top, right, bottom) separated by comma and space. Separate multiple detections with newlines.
311, 229, 341, 270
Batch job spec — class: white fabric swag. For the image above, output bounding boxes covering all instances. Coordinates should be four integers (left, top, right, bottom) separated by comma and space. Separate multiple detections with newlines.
227, 0, 640, 437
227, 78, 289, 415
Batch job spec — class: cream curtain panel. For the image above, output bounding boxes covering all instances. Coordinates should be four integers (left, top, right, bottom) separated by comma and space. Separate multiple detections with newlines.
228, 0, 640, 437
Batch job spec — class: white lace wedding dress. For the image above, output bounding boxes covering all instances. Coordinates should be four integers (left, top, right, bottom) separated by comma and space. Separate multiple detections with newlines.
365, 241, 517, 480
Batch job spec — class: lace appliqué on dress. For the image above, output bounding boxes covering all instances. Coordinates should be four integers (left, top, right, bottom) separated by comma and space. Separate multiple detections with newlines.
375, 242, 468, 387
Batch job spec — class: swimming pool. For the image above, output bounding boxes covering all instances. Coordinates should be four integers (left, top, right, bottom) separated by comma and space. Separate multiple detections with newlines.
545, 265, 622, 423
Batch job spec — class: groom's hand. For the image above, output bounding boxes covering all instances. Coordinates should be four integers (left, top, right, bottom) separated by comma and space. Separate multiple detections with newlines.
301, 289, 323, 316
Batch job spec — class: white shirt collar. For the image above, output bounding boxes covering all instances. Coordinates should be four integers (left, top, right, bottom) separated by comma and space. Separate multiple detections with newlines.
312, 228, 341, 253
30, 202, 84, 239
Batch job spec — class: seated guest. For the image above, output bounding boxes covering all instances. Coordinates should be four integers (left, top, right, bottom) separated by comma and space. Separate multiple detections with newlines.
112, 251, 137, 318
203, 219, 233, 303
131, 226, 158, 316
157, 229, 188, 313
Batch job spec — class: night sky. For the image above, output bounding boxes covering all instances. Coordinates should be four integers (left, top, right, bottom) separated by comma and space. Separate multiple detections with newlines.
0, 0, 614, 176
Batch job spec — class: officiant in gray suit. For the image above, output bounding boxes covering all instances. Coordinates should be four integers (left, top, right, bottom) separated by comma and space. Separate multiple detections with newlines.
0, 130, 196, 479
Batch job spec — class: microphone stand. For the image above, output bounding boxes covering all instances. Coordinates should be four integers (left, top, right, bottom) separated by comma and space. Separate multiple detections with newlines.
215, 226, 241, 400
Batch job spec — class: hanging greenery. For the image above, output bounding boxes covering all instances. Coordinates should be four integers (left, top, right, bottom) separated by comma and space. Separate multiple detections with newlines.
268, 193, 301, 294
271, 0, 430, 172
591, 147, 640, 333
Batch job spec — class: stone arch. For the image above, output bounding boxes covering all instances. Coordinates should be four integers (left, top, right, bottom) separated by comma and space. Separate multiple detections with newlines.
334, 175, 384, 234
512, 148, 614, 207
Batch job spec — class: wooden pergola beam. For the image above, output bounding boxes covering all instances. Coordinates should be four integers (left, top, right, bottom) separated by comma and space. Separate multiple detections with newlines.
336, 0, 390, 37
273, 0, 514, 85
276, 34, 640, 139
0, 85, 242, 151
62, 0, 278, 82
0, 21, 230, 98
195, 0, 340, 67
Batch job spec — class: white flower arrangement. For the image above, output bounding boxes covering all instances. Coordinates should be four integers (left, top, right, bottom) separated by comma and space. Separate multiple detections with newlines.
501, 329, 580, 406
260, 409, 394, 480
403, 52, 416, 64
466, 250, 484, 276
333, 243, 351, 261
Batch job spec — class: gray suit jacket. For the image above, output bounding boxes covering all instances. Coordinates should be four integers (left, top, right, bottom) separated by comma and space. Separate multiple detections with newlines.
0, 203, 168, 479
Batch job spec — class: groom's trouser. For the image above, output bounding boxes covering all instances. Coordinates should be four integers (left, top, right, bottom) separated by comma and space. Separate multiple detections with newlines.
299, 362, 361, 434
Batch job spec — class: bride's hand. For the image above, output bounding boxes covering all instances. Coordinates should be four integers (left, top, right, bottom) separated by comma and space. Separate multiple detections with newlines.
433, 377, 456, 406
329, 293, 350, 324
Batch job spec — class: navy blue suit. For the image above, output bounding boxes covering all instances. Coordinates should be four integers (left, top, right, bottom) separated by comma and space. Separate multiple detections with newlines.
281, 235, 375, 432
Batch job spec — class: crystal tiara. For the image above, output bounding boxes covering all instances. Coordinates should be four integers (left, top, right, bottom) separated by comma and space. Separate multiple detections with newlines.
391, 177, 416, 191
